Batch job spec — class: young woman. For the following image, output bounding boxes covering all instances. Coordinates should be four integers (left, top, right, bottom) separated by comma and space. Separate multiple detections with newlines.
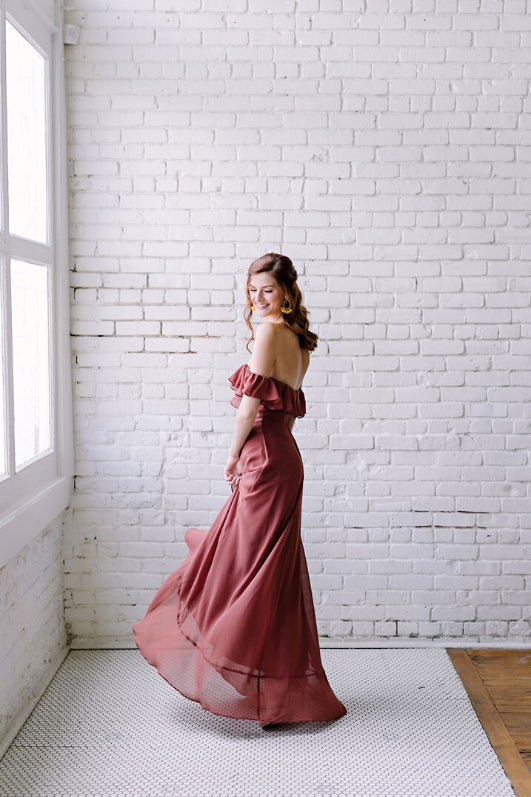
134, 253, 346, 727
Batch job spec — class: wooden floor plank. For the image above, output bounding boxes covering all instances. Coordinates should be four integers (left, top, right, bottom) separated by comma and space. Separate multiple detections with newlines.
466, 648, 531, 770
448, 648, 531, 797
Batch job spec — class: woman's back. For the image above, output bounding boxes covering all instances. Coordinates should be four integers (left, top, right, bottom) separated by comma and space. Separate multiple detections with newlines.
254, 322, 309, 390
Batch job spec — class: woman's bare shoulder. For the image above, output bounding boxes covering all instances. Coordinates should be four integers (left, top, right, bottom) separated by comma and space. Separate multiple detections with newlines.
254, 322, 278, 339
255, 321, 291, 351
249, 323, 279, 376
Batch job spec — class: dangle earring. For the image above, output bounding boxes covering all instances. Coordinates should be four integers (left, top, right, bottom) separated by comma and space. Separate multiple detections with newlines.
281, 298, 293, 315
251, 304, 256, 311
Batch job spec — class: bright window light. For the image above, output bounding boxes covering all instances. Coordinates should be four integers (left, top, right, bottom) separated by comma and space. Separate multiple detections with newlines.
6, 20, 48, 244
11, 259, 51, 469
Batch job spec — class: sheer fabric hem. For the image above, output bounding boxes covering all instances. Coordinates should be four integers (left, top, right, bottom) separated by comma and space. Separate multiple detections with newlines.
133, 601, 347, 726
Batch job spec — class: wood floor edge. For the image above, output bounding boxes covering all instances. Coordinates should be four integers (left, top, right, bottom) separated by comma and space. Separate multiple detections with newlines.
447, 648, 531, 797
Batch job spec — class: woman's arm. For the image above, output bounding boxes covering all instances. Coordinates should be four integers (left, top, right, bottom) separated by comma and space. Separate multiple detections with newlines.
228, 395, 260, 456
224, 323, 277, 487
224, 395, 260, 487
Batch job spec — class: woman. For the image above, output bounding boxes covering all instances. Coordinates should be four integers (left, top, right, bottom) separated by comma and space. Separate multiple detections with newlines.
134, 253, 346, 727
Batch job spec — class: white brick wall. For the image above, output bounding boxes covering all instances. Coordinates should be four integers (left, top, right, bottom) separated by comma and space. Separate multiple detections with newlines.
0, 522, 67, 753
64, 0, 531, 647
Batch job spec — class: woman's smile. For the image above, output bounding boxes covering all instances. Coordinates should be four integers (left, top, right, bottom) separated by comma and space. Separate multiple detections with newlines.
248, 272, 284, 320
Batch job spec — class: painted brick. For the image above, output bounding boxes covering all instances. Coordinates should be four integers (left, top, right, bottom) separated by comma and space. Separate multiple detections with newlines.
0, 524, 67, 750
62, 0, 531, 649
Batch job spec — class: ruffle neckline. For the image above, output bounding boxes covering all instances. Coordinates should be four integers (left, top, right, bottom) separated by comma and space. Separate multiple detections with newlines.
229, 364, 306, 418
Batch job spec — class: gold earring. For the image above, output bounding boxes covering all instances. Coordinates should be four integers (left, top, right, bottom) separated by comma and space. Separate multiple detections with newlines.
281, 298, 293, 315
251, 304, 256, 311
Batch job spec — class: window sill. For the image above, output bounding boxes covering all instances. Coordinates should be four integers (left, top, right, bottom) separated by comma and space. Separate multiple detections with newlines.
0, 476, 72, 568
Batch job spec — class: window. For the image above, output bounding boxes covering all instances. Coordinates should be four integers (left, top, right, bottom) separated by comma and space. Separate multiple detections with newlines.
0, 0, 73, 566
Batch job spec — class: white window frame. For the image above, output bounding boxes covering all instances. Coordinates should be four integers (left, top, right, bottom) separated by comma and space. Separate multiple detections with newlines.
0, 0, 73, 568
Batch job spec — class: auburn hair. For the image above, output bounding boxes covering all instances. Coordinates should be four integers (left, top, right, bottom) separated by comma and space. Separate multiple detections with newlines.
244, 253, 318, 353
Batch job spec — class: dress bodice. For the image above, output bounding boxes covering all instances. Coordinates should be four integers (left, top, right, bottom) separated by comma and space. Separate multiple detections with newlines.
229, 364, 306, 418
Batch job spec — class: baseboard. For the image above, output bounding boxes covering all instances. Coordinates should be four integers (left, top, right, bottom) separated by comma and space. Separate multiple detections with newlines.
320, 638, 531, 649
69, 637, 138, 650
0, 645, 69, 761
68, 636, 531, 651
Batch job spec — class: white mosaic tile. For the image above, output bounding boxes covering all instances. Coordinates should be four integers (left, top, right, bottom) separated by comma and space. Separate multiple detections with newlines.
0, 649, 514, 796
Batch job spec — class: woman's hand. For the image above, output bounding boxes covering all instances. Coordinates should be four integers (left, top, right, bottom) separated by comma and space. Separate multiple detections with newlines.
224, 453, 242, 490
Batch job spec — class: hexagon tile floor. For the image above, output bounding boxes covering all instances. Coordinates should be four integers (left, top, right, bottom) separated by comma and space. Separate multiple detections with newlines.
0, 648, 514, 796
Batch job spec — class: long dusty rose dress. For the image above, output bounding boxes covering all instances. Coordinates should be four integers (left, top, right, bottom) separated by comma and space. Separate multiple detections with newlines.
133, 364, 346, 726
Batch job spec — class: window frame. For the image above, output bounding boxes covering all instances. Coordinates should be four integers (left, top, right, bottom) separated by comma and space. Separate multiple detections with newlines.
0, 0, 73, 568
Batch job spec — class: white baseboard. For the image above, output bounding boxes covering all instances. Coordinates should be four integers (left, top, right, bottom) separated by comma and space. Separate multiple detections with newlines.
319, 637, 531, 649
69, 637, 138, 650
68, 636, 531, 651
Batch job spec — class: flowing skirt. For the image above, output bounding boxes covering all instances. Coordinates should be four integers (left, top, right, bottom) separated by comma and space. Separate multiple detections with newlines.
133, 410, 346, 725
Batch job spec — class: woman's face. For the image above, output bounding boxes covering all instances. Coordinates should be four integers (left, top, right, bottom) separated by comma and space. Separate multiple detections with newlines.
248, 271, 284, 322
